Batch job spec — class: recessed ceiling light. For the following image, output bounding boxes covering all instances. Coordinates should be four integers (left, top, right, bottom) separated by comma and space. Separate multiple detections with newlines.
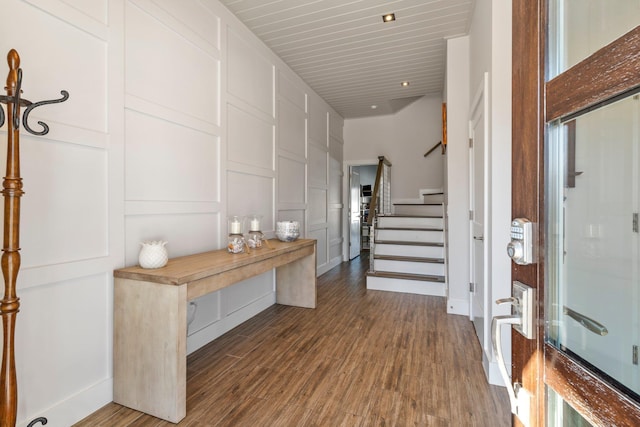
401, 81, 410, 87
382, 13, 396, 23
371, 105, 378, 109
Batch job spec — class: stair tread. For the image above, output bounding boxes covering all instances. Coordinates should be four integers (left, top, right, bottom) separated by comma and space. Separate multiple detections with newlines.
376, 226, 443, 231
379, 214, 443, 219
366, 271, 446, 283
374, 255, 444, 263
374, 240, 444, 247
393, 203, 443, 206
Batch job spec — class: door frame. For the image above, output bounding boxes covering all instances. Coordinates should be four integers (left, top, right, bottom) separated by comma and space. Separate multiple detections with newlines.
469, 72, 492, 376
342, 159, 378, 262
348, 167, 361, 259
512, 1, 640, 425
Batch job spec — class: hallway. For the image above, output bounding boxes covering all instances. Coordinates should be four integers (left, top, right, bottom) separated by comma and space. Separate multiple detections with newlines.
76, 254, 510, 426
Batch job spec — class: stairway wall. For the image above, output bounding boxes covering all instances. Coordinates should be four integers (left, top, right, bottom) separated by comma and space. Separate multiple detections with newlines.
444, 0, 513, 386
343, 95, 444, 199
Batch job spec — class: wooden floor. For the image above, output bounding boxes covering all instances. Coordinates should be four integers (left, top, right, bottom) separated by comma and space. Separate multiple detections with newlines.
74, 253, 510, 426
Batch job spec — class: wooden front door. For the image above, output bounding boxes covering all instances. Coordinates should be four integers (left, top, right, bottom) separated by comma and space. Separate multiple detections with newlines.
512, 1, 640, 425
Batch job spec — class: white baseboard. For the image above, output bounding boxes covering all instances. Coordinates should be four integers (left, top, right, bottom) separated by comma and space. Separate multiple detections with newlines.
488, 358, 509, 387
482, 351, 509, 387
187, 292, 275, 354
18, 377, 113, 427
446, 297, 469, 316
317, 256, 342, 276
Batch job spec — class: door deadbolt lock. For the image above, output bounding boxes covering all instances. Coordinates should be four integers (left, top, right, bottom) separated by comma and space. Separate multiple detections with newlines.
507, 218, 534, 265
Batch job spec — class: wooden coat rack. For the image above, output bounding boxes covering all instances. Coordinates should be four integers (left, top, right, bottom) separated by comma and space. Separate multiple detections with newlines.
0, 49, 69, 427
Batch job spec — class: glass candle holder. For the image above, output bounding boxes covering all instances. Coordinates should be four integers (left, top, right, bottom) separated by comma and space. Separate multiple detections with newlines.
245, 214, 264, 249
227, 215, 245, 253
246, 230, 264, 249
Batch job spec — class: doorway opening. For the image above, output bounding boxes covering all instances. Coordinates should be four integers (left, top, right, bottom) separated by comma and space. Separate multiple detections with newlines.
344, 162, 378, 261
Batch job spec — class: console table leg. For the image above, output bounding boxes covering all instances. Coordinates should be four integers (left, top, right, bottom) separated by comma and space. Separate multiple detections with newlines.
275, 246, 316, 308
113, 278, 187, 423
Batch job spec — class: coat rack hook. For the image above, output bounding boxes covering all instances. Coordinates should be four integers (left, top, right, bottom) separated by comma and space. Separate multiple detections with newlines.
27, 417, 47, 427
22, 90, 70, 135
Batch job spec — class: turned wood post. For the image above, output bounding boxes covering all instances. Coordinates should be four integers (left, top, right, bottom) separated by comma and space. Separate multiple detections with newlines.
0, 49, 24, 427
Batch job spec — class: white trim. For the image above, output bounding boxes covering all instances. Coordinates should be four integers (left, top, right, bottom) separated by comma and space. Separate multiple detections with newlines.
318, 256, 342, 275
483, 352, 508, 388
342, 159, 379, 262
18, 378, 112, 427
446, 297, 469, 315
186, 293, 275, 354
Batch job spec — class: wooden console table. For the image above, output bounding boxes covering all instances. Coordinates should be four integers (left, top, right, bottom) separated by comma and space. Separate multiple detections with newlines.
113, 239, 316, 423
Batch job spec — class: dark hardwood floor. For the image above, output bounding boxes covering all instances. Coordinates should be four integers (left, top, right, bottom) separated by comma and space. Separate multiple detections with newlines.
75, 252, 510, 426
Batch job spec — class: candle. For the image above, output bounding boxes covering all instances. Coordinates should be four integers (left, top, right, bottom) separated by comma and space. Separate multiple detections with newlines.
250, 218, 260, 231
230, 219, 241, 234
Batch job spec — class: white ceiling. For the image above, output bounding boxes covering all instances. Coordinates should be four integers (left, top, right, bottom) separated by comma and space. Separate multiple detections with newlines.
219, 0, 475, 118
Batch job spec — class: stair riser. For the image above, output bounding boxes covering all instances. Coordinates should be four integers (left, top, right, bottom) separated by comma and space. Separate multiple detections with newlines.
373, 260, 445, 276
394, 205, 443, 216
376, 229, 443, 243
377, 217, 443, 229
423, 194, 444, 203
374, 244, 444, 258
366, 276, 446, 297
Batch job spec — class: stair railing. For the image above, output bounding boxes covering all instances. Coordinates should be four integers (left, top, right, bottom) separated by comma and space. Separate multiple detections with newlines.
367, 156, 392, 226
367, 156, 390, 273
423, 140, 444, 157
369, 215, 376, 272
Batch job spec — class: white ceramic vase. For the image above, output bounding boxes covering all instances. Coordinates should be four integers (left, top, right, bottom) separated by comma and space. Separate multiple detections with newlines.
139, 240, 168, 269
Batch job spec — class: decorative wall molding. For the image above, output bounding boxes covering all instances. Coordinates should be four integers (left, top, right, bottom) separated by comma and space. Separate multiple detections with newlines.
23, 0, 108, 39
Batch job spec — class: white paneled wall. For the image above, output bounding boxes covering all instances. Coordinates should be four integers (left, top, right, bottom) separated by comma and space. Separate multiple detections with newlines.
276, 71, 344, 274
329, 122, 344, 268
277, 71, 307, 236
0, 1, 116, 426
1, 0, 343, 425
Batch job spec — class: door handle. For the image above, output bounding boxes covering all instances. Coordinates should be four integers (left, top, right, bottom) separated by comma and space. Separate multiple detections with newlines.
491, 282, 535, 426
473, 235, 484, 241
563, 306, 608, 336
492, 314, 521, 414
492, 314, 531, 426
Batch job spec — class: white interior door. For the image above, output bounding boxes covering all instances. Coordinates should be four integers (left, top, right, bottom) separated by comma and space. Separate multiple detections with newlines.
349, 168, 361, 259
469, 73, 489, 356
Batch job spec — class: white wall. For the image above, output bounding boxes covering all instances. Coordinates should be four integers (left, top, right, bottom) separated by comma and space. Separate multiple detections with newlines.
444, 36, 471, 316
343, 95, 444, 200
447, 0, 512, 386
0, 0, 342, 425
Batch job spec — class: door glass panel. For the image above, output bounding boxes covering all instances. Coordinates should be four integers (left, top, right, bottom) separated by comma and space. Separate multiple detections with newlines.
548, 1, 640, 79
547, 386, 594, 427
546, 93, 640, 398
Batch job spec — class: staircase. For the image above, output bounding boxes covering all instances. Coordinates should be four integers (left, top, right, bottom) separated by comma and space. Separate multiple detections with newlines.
366, 191, 447, 296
